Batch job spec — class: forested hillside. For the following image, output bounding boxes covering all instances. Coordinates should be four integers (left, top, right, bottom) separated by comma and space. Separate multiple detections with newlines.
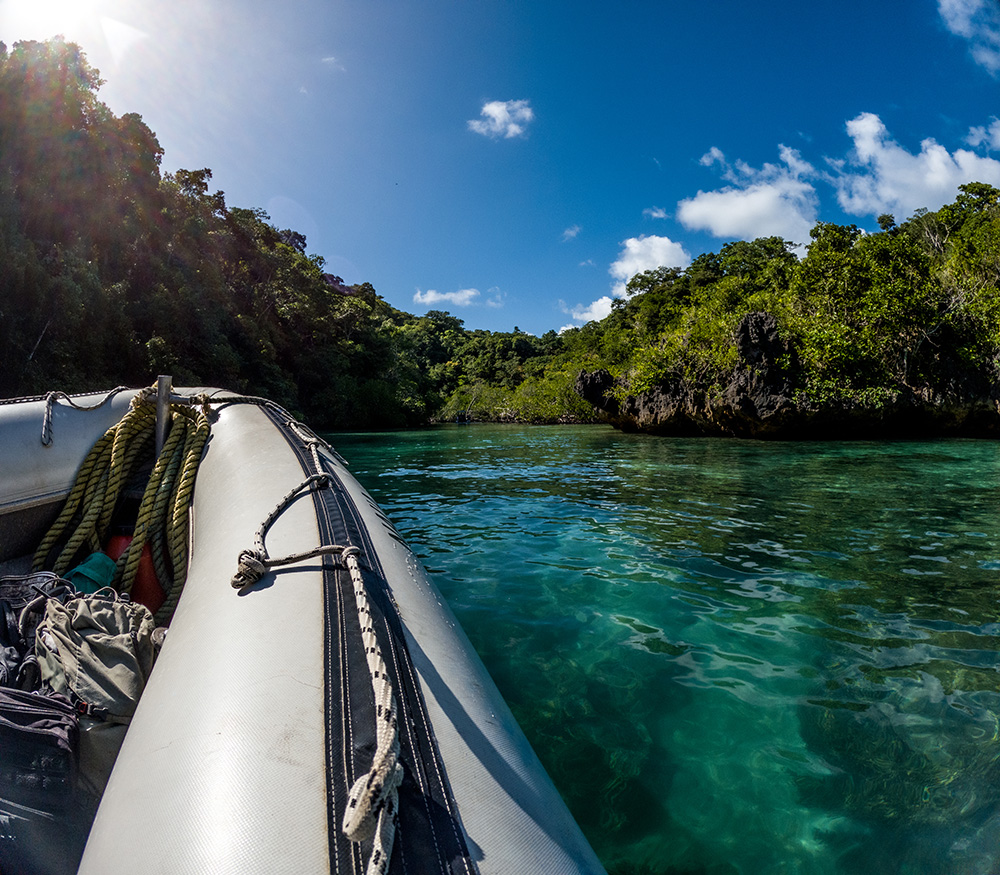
4, 38, 1000, 435
575, 187, 1000, 436
0, 38, 595, 427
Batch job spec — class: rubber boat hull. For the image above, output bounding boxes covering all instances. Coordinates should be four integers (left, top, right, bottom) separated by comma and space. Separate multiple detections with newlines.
0, 389, 605, 874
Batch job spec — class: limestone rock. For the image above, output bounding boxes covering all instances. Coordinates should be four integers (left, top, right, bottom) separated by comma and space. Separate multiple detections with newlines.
574, 311, 1000, 439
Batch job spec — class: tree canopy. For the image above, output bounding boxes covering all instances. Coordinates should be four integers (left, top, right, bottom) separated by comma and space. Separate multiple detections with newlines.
4, 38, 1000, 432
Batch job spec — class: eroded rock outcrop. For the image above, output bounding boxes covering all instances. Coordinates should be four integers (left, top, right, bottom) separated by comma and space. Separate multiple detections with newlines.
575, 311, 1000, 439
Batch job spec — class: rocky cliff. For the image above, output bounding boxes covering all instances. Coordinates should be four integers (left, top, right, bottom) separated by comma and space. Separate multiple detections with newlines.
575, 312, 1000, 439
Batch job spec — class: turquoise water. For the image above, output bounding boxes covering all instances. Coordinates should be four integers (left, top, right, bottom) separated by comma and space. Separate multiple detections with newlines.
333, 425, 1000, 875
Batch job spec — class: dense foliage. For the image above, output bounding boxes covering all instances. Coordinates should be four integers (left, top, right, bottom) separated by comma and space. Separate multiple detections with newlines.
579, 184, 1000, 413
5, 38, 1000, 430
0, 38, 593, 427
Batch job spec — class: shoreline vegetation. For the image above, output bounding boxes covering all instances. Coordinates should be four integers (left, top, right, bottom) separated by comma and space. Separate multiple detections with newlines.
5, 39, 1000, 438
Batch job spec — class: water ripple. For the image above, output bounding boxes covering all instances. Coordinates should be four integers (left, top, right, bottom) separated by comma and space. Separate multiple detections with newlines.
336, 426, 1000, 875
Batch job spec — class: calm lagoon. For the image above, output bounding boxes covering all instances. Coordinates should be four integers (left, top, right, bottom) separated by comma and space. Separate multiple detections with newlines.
334, 424, 1000, 875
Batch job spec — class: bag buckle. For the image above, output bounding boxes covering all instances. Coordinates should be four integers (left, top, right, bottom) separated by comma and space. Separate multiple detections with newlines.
73, 698, 109, 721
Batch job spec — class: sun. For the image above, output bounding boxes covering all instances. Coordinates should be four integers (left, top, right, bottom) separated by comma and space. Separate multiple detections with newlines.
0, 0, 101, 45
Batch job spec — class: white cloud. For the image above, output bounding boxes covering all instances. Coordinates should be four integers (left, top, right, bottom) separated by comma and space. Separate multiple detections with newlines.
468, 99, 534, 139
676, 145, 818, 244
413, 287, 480, 307
834, 111, 1000, 217
938, 0, 1000, 73
967, 117, 1000, 150
609, 235, 692, 295
643, 206, 668, 219
560, 235, 691, 329
321, 56, 345, 70
699, 146, 726, 168
562, 224, 581, 241
560, 296, 616, 324
485, 287, 505, 308
940, 0, 984, 36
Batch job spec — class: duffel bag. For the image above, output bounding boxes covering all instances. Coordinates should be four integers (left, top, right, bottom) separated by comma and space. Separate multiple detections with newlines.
0, 687, 92, 875
35, 590, 158, 796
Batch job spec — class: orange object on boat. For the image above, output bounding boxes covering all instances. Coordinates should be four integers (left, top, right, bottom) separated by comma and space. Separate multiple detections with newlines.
105, 534, 165, 614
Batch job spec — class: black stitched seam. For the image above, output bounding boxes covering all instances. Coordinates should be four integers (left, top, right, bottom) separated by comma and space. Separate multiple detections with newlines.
263, 409, 477, 874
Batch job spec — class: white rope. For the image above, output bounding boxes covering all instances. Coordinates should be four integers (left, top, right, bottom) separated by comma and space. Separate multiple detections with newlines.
279, 433, 404, 871
229, 460, 403, 874
341, 545, 403, 875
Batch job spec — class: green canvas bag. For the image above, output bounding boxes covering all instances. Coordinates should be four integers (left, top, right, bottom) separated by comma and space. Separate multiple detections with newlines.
34, 592, 158, 795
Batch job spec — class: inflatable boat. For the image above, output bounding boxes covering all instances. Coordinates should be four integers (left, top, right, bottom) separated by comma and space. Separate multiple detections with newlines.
0, 385, 605, 874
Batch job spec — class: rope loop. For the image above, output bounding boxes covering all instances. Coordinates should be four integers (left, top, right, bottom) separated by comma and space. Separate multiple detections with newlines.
229, 541, 352, 590
41, 386, 129, 446
344, 760, 405, 844
229, 473, 347, 590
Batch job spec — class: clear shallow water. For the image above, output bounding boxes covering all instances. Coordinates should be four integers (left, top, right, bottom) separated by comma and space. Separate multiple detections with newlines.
333, 425, 1000, 875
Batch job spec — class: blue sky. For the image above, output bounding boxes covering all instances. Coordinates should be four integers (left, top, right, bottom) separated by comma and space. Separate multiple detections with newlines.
3, 1, 1000, 335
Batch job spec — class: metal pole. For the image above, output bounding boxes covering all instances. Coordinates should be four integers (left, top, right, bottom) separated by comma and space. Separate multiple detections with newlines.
155, 374, 172, 457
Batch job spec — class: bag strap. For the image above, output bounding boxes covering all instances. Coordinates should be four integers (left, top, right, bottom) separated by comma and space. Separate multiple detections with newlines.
17, 583, 77, 642
14, 653, 40, 692
0, 599, 19, 650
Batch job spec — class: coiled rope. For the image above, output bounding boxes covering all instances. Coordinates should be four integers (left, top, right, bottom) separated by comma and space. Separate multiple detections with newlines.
33, 388, 212, 623
36, 386, 402, 871
230, 451, 402, 875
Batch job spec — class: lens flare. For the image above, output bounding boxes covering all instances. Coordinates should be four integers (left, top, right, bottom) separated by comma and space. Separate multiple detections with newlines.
0, 0, 99, 43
